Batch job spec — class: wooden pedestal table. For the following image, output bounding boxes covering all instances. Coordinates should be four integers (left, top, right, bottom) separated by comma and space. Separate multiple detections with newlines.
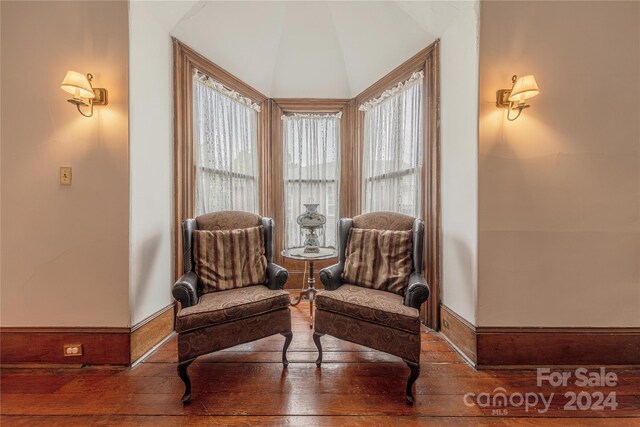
281, 247, 337, 328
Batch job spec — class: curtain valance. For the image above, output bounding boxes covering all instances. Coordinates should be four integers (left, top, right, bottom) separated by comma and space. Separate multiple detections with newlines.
194, 70, 261, 112
359, 71, 424, 112
282, 112, 342, 120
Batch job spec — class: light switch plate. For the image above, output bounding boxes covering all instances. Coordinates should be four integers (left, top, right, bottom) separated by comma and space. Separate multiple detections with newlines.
60, 167, 72, 185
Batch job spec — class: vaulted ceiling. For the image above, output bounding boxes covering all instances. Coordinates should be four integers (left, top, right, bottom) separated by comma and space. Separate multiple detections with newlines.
140, 1, 476, 98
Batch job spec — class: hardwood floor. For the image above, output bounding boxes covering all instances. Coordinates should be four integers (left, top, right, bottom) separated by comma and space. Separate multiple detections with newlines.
2, 302, 639, 426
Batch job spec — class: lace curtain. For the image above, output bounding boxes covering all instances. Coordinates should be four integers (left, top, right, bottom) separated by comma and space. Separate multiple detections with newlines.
361, 74, 423, 218
193, 72, 259, 216
283, 113, 341, 249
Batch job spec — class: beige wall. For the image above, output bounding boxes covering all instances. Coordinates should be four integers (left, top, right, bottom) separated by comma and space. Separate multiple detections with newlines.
478, 1, 640, 327
128, 1, 174, 326
440, 3, 480, 324
1, 1, 130, 327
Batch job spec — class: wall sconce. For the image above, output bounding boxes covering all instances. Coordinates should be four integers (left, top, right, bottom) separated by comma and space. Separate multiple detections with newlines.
60, 71, 108, 117
496, 74, 540, 121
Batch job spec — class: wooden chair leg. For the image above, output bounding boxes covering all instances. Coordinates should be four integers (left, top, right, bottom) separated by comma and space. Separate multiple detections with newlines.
313, 332, 324, 367
281, 331, 293, 367
177, 358, 195, 404
403, 359, 420, 405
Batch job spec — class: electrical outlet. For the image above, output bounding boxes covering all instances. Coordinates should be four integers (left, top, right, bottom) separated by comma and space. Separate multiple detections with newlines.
63, 344, 83, 357
59, 166, 72, 185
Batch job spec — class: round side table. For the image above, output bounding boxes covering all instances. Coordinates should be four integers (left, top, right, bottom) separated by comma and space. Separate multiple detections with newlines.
281, 247, 337, 328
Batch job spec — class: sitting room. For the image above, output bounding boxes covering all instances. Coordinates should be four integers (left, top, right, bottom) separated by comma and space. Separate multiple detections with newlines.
1, 0, 639, 425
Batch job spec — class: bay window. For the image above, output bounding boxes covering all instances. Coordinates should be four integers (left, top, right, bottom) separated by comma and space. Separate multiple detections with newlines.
282, 113, 341, 249
193, 70, 260, 215
361, 72, 424, 218
175, 39, 440, 328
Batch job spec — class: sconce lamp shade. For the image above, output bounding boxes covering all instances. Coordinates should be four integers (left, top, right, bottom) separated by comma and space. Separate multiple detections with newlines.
60, 71, 95, 99
508, 74, 539, 103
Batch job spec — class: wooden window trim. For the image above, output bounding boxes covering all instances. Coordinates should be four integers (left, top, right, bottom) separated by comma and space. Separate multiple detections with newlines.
270, 99, 353, 287
173, 39, 269, 278
354, 41, 441, 329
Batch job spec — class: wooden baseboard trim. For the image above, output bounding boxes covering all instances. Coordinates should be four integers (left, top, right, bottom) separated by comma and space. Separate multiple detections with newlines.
130, 304, 175, 364
1, 304, 176, 366
131, 332, 176, 368
439, 304, 640, 368
0, 327, 130, 365
439, 304, 477, 366
476, 326, 640, 368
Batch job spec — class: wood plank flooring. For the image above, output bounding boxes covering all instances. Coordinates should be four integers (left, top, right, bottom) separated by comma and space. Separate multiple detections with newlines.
2, 302, 639, 426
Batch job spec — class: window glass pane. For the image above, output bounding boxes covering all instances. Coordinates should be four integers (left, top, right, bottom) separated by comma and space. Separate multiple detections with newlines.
283, 115, 340, 249
362, 78, 423, 218
193, 74, 259, 215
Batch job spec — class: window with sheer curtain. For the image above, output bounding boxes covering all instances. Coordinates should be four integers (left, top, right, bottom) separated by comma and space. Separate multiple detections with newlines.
193, 71, 260, 216
283, 113, 340, 249
361, 72, 424, 218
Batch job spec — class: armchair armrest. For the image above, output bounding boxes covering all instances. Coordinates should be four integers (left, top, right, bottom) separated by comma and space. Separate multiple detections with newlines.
172, 271, 199, 309
266, 262, 288, 290
319, 263, 345, 291
404, 272, 430, 310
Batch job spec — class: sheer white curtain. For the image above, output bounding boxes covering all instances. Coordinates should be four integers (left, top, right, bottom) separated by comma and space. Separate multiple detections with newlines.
361, 72, 423, 217
283, 113, 340, 249
193, 71, 259, 216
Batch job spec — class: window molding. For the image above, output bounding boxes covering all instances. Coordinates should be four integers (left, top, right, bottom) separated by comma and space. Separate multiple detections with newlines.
424, 43, 442, 331
270, 99, 353, 275
173, 39, 269, 278
355, 41, 441, 330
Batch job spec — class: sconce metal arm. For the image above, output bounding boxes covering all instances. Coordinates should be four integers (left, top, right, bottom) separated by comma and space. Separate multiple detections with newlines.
507, 103, 523, 121
76, 101, 94, 117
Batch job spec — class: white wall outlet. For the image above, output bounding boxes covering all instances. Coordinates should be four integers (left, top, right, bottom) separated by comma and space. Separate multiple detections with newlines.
59, 166, 72, 185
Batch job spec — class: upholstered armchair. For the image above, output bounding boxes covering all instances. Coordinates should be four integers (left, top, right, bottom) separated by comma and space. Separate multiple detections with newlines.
172, 211, 292, 404
314, 212, 430, 405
